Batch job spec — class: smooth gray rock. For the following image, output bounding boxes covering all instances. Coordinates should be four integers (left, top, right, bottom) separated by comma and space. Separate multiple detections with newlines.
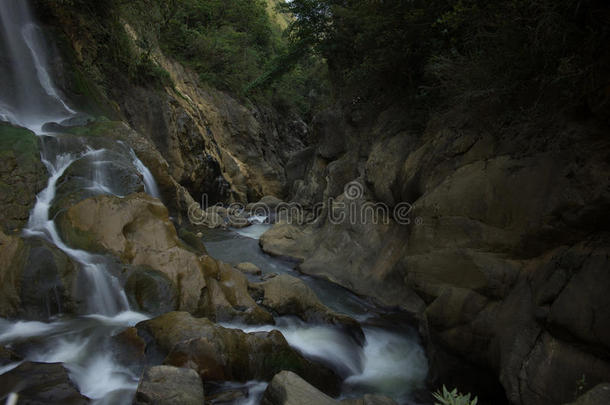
262, 371, 338, 405
134, 365, 203, 405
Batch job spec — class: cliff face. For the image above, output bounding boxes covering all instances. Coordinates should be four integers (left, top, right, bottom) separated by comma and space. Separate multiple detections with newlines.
261, 103, 610, 404
33, 2, 306, 214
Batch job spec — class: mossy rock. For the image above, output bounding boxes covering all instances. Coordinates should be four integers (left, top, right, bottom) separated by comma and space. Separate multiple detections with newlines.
0, 122, 40, 158
63, 119, 124, 138
0, 123, 47, 232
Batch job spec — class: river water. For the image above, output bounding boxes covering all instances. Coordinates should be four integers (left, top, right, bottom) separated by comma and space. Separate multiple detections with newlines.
0, 0, 428, 403
202, 223, 429, 404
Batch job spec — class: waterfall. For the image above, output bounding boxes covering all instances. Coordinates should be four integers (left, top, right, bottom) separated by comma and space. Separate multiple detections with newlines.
0, 1, 157, 401
0, 0, 72, 130
0, 0, 132, 316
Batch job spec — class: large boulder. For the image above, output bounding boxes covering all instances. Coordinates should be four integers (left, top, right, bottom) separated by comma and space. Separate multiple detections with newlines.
0, 123, 47, 233
134, 365, 204, 405
50, 145, 145, 218
57, 193, 207, 312
261, 371, 339, 405
0, 362, 89, 404
125, 267, 179, 316
0, 232, 82, 320
197, 263, 273, 325
135, 312, 341, 396
252, 274, 363, 339
259, 222, 315, 262
19, 238, 82, 320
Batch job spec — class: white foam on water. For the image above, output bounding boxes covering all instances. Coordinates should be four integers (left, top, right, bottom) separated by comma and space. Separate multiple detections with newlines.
0, 320, 66, 343
85, 311, 150, 327
235, 381, 268, 405
223, 319, 428, 401
223, 318, 363, 375
234, 223, 272, 240
67, 353, 139, 400
344, 327, 429, 400
130, 148, 161, 199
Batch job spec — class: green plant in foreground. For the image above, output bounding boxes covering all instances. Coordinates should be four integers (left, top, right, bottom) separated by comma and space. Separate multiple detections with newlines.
433, 385, 478, 405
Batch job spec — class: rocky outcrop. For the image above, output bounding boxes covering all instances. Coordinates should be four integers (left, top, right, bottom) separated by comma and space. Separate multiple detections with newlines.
0, 362, 89, 404
135, 312, 341, 395
19, 238, 82, 320
45, 120, 200, 221
134, 365, 204, 405
262, 371, 339, 405
125, 267, 179, 317
251, 274, 363, 338
197, 262, 274, 325
0, 123, 47, 233
0, 231, 83, 320
57, 193, 207, 312
263, 106, 610, 404
133, 55, 306, 203
39, 3, 307, 206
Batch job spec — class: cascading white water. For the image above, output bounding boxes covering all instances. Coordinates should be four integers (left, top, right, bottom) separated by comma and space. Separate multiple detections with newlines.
0, 1, 159, 402
129, 148, 161, 198
224, 317, 429, 402
0, 0, 73, 129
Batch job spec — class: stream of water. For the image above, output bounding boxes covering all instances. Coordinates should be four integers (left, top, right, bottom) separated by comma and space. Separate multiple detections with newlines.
0, 1, 152, 402
203, 225, 429, 404
0, 0, 429, 403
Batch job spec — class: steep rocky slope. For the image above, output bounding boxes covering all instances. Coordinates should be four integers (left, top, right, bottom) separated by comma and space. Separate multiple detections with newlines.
261, 104, 610, 404
32, 1, 306, 213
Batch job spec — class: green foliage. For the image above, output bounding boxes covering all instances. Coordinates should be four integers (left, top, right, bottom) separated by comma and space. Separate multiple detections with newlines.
433, 385, 478, 405
284, 0, 610, 117
159, 0, 273, 92
0, 122, 38, 158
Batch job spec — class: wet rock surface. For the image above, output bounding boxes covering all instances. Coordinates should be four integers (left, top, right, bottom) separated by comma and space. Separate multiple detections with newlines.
261, 370, 338, 405
135, 312, 342, 396
0, 362, 89, 404
252, 274, 363, 340
56, 193, 207, 312
134, 365, 204, 405
263, 108, 610, 404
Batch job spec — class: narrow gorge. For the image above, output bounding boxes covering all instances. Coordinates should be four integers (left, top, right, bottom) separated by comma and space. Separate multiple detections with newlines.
0, 1, 609, 405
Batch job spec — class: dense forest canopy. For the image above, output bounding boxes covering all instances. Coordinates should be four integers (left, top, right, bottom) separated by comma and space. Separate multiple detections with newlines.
280, 0, 610, 121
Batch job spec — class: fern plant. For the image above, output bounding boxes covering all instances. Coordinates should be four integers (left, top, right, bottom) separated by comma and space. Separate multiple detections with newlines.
433, 385, 478, 405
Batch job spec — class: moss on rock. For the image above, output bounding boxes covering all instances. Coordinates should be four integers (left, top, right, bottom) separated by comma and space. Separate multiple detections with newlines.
0, 123, 47, 233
